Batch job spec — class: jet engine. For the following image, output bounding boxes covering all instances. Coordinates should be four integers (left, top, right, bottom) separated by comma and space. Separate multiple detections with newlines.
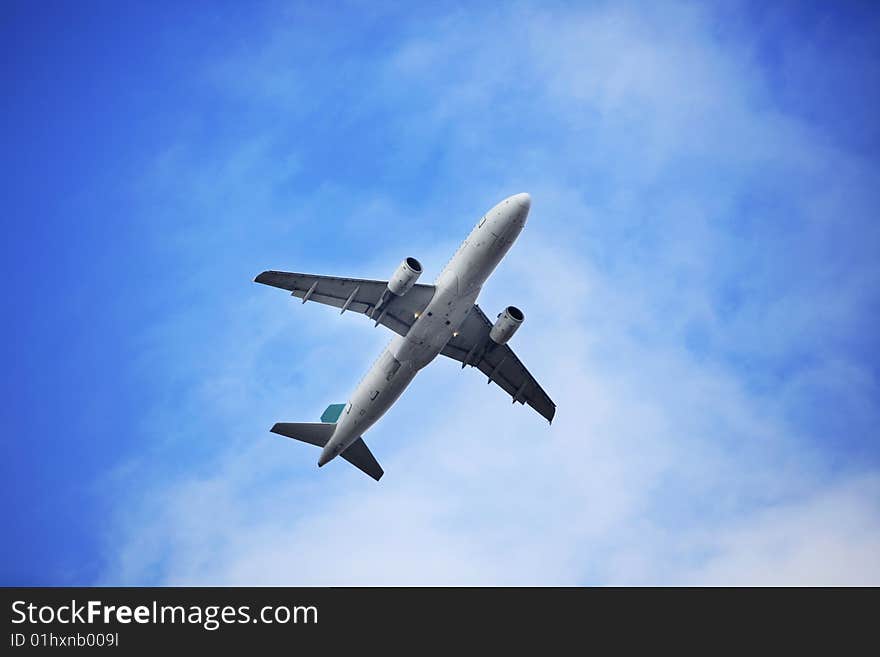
489, 305, 524, 344
388, 257, 423, 296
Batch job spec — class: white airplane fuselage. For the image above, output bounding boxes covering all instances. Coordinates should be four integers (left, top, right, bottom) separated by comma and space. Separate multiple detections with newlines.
318, 193, 532, 467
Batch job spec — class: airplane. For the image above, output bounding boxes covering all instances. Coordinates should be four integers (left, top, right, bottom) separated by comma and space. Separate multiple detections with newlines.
254, 193, 555, 481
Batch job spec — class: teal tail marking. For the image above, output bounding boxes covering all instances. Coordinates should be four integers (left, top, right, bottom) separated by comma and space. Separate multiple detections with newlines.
320, 403, 346, 424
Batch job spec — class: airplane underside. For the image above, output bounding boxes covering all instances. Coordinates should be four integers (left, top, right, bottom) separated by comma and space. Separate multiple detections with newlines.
255, 193, 554, 481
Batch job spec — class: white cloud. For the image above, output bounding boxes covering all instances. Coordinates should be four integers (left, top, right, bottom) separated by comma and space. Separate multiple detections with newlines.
677, 475, 880, 586
102, 236, 879, 585
101, 2, 880, 585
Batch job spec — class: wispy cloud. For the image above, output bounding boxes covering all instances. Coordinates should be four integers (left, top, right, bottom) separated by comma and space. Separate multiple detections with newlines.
100, 1, 880, 585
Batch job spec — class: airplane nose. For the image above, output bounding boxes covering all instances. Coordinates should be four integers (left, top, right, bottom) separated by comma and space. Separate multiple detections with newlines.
513, 193, 531, 211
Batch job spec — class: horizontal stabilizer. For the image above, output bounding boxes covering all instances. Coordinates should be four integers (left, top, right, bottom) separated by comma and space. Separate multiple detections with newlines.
270, 422, 383, 481
340, 437, 384, 481
271, 422, 334, 447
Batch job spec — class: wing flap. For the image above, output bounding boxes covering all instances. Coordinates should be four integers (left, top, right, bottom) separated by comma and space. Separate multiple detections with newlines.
255, 270, 435, 337
441, 305, 556, 423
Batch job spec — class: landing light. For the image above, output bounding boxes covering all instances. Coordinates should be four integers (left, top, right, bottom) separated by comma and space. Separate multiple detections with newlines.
414, 312, 420, 318
453, 331, 459, 337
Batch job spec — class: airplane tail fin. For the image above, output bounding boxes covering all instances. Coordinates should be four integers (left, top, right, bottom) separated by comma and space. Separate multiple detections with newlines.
271, 414, 384, 482
320, 403, 346, 423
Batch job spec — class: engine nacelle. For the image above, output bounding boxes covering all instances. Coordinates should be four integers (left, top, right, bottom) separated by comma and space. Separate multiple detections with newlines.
489, 305, 524, 344
388, 257, 422, 296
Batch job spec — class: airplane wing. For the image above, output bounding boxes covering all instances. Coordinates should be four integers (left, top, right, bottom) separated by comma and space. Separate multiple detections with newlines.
441, 305, 556, 423
255, 270, 436, 337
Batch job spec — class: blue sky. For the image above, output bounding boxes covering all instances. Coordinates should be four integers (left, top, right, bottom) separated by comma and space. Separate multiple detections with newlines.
3, 0, 879, 585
